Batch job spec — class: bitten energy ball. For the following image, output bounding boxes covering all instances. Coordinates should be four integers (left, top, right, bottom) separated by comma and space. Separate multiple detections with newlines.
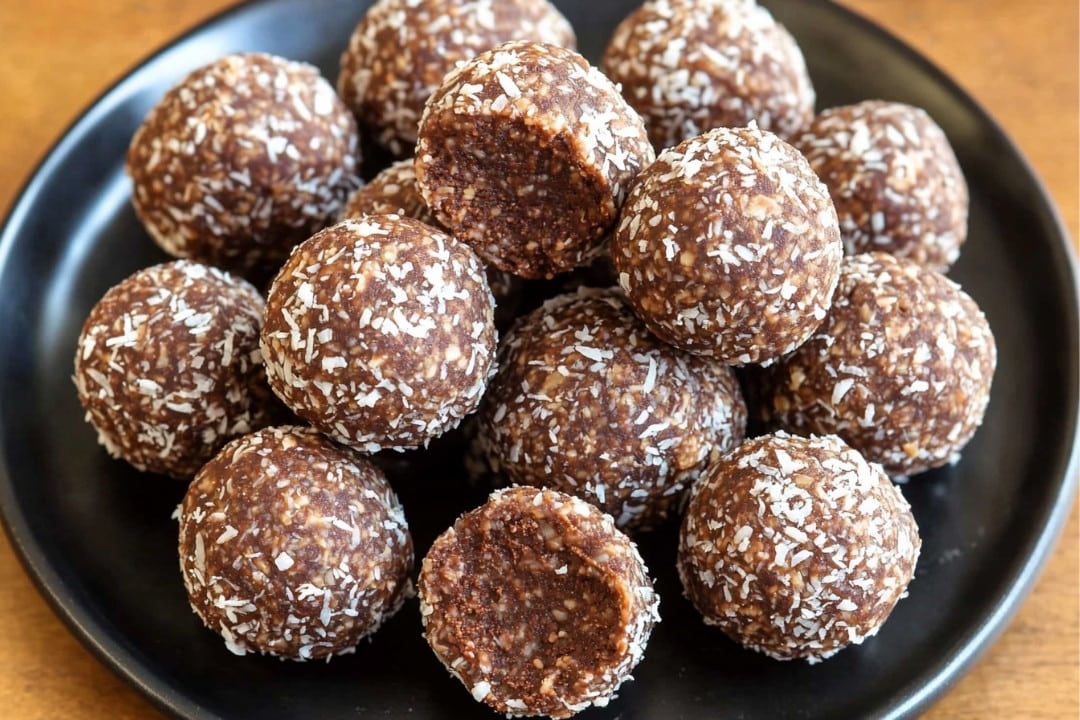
602, 0, 815, 149
678, 432, 921, 663
415, 40, 655, 279
419, 486, 660, 718
760, 252, 996, 476
127, 53, 360, 277
73, 260, 273, 478
612, 125, 842, 364
178, 425, 414, 660
477, 288, 747, 530
260, 216, 497, 453
794, 100, 969, 272
338, 0, 576, 157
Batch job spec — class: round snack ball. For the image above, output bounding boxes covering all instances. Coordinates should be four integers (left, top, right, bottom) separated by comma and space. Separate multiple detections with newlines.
794, 100, 969, 272
73, 260, 274, 478
612, 124, 842, 364
760, 252, 996, 476
415, 40, 655, 279
127, 52, 360, 278
602, 0, 815, 150
419, 486, 660, 718
477, 288, 747, 530
178, 425, 414, 660
678, 431, 921, 663
260, 216, 497, 453
338, 0, 576, 157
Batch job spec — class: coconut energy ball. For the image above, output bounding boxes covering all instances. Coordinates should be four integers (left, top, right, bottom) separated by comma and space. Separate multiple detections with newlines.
612, 125, 842, 364
73, 260, 274, 478
794, 100, 969, 272
338, 0, 576, 157
760, 252, 996, 476
260, 216, 497, 453
415, 40, 655, 279
178, 425, 414, 660
678, 432, 921, 663
602, 0, 815, 150
419, 486, 660, 718
127, 53, 360, 277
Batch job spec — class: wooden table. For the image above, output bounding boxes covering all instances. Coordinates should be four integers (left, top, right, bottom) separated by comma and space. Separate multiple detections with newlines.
0, 1, 1076, 717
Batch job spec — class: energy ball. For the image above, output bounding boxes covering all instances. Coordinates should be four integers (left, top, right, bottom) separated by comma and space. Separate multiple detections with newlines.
602, 0, 815, 150
419, 486, 660, 718
178, 425, 414, 660
678, 432, 921, 663
612, 125, 842, 364
477, 288, 747, 531
794, 100, 969, 272
415, 40, 655, 279
760, 252, 996, 477
260, 216, 497, 453
338, 0, 576, 157
127, 53, 360, 278
73, 260, 274, 478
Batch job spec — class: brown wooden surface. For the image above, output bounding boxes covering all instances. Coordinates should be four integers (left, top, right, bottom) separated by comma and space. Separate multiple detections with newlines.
0, 1, 1076, 717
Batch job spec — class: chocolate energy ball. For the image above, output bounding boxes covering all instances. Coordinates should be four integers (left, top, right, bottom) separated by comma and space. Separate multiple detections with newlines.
178, 425, 414, 660
678, 432, 921, 663
612, 124, 843, 364
477, 288, 747, 531
338, 0, 576, 157
73, 260, 274, 478
260, 216, 497, 453
415, 40, 655, 279
419, 486, 660, 718
602, 0, 815, 150
760, 252, 996, 477
794, 100, 969, 272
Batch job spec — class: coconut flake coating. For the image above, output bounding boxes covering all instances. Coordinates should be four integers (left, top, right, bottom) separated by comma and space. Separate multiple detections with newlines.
415, 40, 655, 279
678, 432, 921, 663
73, 260, 274, 478
794, 100, 969, 272
477, 288, 747, 530
337, 0, 576, 157
612, 125, 842, 364
126, 53, 361, 277
602, 0, 815, 150
178, 425, 414, 660
419, 486, 660, 718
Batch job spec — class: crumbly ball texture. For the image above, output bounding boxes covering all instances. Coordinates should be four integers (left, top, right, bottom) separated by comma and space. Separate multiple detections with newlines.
73, 260, 274, 478
612, 125, 842, 364
602, 0, 815, 150
260, 216, 497, 453
338, 0, 576, 157
419, 486, 660, 718
794, 100, 969, 272
678, 432, 921, 663
760, 252, 996, 476
415, 40, 655, 279
477, 288, 747, 531
178, 425, 414, 660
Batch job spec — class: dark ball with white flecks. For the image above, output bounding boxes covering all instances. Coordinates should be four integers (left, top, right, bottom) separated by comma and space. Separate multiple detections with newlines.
73, 260, 275, 478
415, 40, 655, 279
678, 432, 921, 663
260, 216, 497, 453
178, 425, 414, 660
794, 100, 969, 272
612, 125, 843, 365
602, 0, 815, 150
338, 0, 576, 158
127, 53, 360, 278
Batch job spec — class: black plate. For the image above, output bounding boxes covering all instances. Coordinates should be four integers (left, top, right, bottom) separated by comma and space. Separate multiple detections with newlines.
1, 0, 1077, 718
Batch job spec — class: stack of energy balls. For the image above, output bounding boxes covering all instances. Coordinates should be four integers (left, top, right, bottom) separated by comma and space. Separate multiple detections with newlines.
71, 0, 996, 716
